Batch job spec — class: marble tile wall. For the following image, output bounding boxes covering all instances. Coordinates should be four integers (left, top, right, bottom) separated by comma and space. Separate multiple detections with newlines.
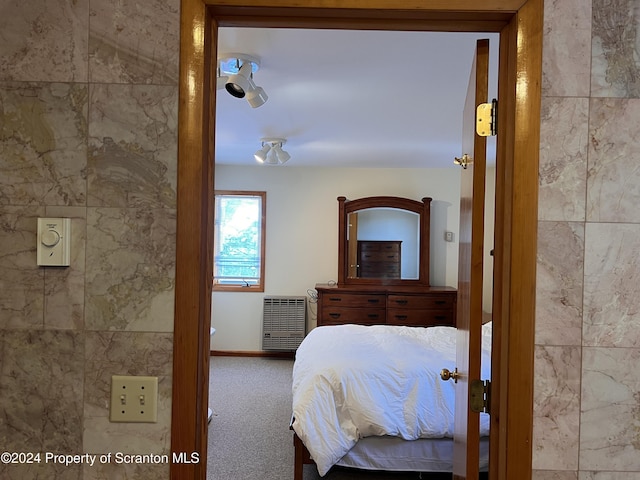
0, 0, 178, 478
535, 0, 640, 478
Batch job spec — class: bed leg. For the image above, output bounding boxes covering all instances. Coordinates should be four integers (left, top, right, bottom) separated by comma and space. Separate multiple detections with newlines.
293, 432, 305, 480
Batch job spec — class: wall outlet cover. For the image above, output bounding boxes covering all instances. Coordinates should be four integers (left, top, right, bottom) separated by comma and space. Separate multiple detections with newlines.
110, 375, 158, 423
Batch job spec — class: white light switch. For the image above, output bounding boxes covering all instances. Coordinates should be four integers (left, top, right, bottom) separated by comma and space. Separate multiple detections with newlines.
37, 218, 71, 266
110, 375, 158, 423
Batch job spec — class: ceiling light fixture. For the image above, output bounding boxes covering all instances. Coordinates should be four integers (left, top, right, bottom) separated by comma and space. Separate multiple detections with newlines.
254, 143, 271, 163
217, 54, 268, 108
254, 138, 290, 165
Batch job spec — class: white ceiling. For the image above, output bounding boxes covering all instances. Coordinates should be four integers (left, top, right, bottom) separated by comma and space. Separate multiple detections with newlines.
215, 28, 499, 168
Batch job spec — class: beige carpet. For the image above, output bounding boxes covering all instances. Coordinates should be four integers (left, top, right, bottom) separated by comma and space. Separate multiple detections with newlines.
206, 356, 460, 480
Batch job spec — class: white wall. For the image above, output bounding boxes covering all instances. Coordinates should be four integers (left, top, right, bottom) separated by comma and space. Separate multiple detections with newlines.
211, 165, 463, 351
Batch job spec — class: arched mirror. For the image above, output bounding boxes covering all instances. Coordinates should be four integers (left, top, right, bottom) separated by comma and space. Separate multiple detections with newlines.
337, 196, 431, 286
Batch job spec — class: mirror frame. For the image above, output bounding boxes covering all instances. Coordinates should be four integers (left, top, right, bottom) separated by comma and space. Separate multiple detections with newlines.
337, 195, 432, 286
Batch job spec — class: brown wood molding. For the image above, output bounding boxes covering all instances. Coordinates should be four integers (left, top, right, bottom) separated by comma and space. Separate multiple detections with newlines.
211, 350, 295, 359
171, 1, 214, 478
206, 0, 526, 13
209, 7, 512, 32
504, 1, 542, 478
173, 2, 542, 479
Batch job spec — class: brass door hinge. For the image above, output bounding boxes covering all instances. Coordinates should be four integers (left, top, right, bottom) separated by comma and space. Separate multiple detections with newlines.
476, 99, 497, 137
470, 379, 491, 414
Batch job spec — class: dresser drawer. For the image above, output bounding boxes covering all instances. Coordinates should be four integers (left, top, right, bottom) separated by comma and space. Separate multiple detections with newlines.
387, 294, 455, 310
387, 308, 455, 327
360, 251, 400, 262
315, 285, 457, 328
321, 308, 386, 325
360, 242, 400, 253
360, 264, 400, 278
321, 293, 385, 309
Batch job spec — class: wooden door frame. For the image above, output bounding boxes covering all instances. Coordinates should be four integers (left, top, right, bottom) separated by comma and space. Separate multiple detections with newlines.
171, 1, 542, 479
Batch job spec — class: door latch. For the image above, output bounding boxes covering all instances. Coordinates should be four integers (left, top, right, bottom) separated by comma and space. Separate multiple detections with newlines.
453, 153, 472, 169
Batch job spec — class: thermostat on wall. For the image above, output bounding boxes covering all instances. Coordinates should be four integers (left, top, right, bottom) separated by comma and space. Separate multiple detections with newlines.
37, 218, 71, 267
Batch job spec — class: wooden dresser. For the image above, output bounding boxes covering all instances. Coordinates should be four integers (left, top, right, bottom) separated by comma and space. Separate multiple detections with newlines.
315, 283, 457, 328
357, 240, 401, 278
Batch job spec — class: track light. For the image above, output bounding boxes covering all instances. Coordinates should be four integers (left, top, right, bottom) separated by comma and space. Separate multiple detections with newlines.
225, 61, 252, 98
217, 54, 268, 108
272, 143, 291, 164
255, 138, 290, 165
254, 143, 271, 163
216, 66, 228, 90
246, 79, 268, 108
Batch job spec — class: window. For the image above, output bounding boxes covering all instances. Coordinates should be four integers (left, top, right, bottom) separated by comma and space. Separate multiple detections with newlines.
213, 191, 266, 292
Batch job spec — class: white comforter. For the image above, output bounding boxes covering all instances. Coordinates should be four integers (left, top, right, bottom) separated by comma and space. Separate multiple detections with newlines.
291, 323, 492, 476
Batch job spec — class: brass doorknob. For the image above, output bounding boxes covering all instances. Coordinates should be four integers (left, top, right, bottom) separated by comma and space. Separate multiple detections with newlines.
440, 368, 459, 383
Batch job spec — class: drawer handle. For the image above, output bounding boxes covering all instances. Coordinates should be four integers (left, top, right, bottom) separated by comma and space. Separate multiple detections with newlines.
386, 255, 395, 259
367, 299, 380, 304
329, 313, 341, 319
394, 315, 408, 320
434, 315, 447, 320
395, 299, 408, 305
367, 314, 380, 319
435, 300, 447, 305
328, 297, 342, 302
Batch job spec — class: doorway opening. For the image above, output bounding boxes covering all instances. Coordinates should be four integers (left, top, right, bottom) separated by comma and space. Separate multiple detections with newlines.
172, 3, 542, 480
208, 25, 499, 479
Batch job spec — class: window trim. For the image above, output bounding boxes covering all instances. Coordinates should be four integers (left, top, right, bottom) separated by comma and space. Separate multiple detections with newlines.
212, 190, 266, 292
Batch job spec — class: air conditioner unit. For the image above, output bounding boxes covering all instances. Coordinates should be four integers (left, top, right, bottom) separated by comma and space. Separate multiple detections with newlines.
262, 296, 306, 351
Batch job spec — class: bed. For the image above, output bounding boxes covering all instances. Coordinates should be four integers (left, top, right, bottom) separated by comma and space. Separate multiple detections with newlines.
290, 322, 492, 478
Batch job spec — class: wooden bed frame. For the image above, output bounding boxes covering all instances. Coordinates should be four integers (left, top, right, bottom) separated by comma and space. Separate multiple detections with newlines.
290, 420, 488, 480
290, 422, 313, 480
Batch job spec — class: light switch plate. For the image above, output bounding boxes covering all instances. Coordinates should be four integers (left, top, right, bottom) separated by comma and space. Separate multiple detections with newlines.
110, 375, 158, 423
37, 218, 70, 266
